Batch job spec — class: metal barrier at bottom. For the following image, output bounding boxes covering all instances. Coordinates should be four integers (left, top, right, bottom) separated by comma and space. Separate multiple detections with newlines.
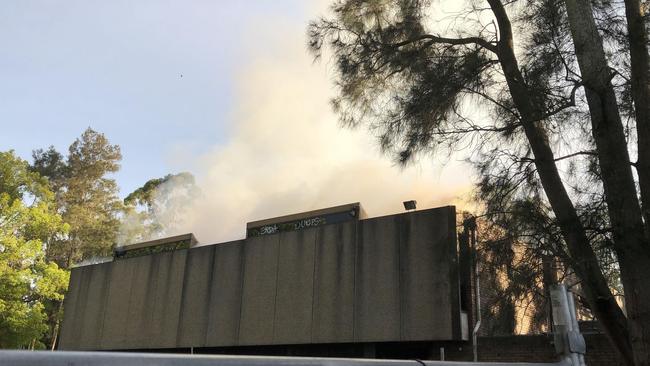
0, 351, 576, 366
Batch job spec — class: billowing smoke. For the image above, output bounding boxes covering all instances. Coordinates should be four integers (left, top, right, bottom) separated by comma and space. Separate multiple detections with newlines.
124, 11, 473, 245
118, 173, 200, 245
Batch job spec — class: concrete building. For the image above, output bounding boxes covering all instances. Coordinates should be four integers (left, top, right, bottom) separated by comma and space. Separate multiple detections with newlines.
59, 203, 472, 358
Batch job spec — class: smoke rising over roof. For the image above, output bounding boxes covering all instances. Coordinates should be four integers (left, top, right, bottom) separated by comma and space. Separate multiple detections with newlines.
125, 6, 473, 244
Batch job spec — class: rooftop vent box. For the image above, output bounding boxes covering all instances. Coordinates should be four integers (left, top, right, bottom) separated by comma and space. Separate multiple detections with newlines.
246, 202, 366, 238
113, 233, 198, 260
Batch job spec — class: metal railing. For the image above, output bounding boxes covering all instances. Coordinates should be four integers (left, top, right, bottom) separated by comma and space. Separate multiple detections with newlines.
0, 351, 576, 366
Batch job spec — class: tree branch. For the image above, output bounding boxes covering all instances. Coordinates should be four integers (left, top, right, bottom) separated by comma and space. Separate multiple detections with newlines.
388, 34, 498, 54
554, 150, 597, 162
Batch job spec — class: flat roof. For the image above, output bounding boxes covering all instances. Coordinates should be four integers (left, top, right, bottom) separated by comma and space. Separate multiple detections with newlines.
246, 202, 366, 230
119, 233, 199, 251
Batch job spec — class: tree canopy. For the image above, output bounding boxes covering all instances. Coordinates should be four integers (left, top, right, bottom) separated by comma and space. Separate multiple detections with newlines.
33, 128, 123, 268
0, 151, 69, 349
1, 127, 201, 349
122, 172, 198, 244
310, 0, 650, 364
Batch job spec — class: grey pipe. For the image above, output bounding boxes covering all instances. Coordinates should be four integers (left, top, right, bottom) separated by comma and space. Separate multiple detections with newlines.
566, 291, 586, 366
468, 218, 481, 363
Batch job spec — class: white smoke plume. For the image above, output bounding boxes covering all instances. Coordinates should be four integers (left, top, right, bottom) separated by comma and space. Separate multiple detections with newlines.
126, 12, 474, 245
118, 173, 199, 245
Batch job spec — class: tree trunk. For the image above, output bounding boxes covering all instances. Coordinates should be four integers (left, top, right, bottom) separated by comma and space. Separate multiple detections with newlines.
49, 300, 63, 350
623, 0, 650, 240
50, 321, 59, 351
486, 1, 636, 364
564, 1, 650, 364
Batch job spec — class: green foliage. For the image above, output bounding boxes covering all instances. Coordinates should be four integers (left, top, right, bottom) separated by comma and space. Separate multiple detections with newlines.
309, 0, 505, 163
0, 151, 69, 349
122, 172, 198, 244
124, 172, 195, 209
1, 151, 51, 203
31, 146, 67, 193
34, 128, 123, 268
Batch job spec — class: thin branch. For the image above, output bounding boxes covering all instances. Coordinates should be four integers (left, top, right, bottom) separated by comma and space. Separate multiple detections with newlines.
461, 86, 521, 120
388, 34, 498, 53
554, 150, 597, 162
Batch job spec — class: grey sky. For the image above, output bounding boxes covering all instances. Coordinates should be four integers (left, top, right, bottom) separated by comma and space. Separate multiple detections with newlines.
0, 1, 472, 241
0, 0, 305, 196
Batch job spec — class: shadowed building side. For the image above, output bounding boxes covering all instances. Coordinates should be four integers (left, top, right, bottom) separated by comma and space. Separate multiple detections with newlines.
58, 205, 466, 352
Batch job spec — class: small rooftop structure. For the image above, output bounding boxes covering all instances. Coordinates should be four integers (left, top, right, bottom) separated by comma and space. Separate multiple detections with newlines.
113, 233, 199, 260
246, 202, 367, 238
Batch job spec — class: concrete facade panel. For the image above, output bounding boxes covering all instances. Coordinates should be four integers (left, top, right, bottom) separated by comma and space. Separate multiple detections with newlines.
239, 235, 279, 345
58, 266, 84, 350
205, 241, 245, 347
399, 208, 454, 341
139, 252, 163, 348
177, 245, 215, 347
312, 221, 356, 343
148, 250, 187, 348
59, 205, 463, 350
355, 215, 401, 342
101, 259, 135, 349
124, 255, 154, 348
273, 229, 316, 344
77, 263, 110, 350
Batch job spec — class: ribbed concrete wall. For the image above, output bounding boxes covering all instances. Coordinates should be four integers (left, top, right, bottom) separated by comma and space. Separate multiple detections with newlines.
59, 206, 461, 350
312, 221, 356, 343
205, 241, 245, 346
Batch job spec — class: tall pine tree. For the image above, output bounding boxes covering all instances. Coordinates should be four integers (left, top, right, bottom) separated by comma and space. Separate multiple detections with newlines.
310, 0, 650, 363
33, 128, 123, 268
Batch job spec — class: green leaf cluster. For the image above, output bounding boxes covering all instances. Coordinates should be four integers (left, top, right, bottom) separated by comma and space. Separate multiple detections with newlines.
121, 172, 198, 244
0, 151, 69, 349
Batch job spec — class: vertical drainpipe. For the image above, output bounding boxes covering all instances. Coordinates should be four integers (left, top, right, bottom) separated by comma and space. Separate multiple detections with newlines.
566, 291, 587, 366
466, 217, 481, 362
550, 284, 585, 366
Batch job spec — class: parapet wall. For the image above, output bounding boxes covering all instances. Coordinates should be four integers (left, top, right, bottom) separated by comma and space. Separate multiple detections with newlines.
59, 206, 462, 350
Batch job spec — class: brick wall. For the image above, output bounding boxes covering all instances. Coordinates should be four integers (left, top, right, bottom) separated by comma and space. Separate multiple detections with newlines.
477, 335, 558, 363
582, 334, 625, 366
476, 334, 623, 365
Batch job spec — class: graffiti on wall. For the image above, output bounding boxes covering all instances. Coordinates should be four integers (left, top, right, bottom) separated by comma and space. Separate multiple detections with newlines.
247, 209, 358, 237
